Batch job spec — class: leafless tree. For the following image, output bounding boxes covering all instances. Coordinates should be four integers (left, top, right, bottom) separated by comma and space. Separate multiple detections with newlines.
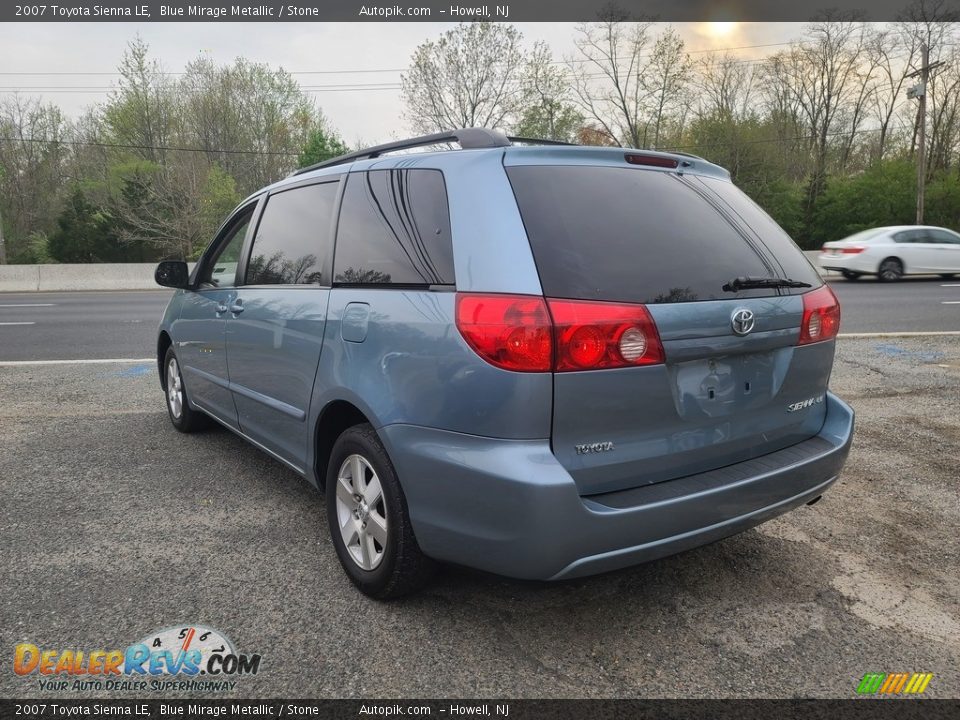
764, 14, 869, 224
401, 23, 527, 134
695, 53, 758, 121
568, 17, 654, 147
0, 95, 69, 253
866, 28, 913, 161
640, 27, 693, 148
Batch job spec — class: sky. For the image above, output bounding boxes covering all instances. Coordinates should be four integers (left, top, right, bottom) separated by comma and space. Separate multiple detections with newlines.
0, 22, 805, 144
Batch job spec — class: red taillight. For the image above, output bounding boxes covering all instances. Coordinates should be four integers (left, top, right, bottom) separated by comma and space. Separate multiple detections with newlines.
798, 285, 840, 345
455, 293, 665, 372
840, 247, 866, 254
548, 299, 664, 370
624, 153, 679, 169
455, 294, 552, 372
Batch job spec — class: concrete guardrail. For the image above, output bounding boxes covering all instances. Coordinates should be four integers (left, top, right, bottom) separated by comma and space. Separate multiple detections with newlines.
0, 254, 827, 292
0, 263, 197, 292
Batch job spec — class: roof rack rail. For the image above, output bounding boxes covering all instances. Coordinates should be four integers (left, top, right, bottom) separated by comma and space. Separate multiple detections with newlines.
507, 136, 578, 146
292, 127, 512, 176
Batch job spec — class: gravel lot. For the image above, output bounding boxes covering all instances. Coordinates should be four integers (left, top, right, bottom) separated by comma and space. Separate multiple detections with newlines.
1, 337, 958, 699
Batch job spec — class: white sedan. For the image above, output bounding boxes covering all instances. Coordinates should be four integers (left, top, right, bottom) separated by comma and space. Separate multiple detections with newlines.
819, 225, 960, 281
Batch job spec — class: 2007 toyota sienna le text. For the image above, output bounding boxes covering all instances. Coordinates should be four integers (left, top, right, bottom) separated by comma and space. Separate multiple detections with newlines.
154, 128, 855, 599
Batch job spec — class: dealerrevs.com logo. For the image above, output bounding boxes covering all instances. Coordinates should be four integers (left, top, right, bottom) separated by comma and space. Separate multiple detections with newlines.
13, 625, 262, 693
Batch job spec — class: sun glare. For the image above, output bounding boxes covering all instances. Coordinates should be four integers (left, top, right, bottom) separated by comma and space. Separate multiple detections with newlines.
707, 22, 738, 38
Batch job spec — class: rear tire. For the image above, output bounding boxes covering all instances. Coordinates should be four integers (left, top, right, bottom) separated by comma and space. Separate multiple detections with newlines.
878, 258, 904, 282
163, 346, 209, 433
326, 423, 435, 599
841, 271, 862, 281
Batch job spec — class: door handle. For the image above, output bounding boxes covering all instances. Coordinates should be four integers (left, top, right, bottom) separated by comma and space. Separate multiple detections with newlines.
229, 300, 244, 314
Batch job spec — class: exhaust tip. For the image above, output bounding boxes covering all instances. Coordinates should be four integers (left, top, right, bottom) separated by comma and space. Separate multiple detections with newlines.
806, 495, 822, 506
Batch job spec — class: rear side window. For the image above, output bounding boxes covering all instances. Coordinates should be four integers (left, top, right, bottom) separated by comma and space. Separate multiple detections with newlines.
245, 181, 339, 286
334, 169, 454, 286
927, 229, 960, 245
506, 166, 775, 304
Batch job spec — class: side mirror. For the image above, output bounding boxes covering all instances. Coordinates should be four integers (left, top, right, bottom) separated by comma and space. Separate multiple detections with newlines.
155, 261, 190, 289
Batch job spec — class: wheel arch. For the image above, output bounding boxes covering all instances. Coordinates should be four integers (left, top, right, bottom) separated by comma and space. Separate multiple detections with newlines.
157, 331, 173, 390
879, 255, 905, 273
313, 399, 374, 490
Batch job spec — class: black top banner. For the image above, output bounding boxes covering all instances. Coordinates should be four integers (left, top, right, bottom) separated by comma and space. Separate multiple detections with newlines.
2, 0, 958, 23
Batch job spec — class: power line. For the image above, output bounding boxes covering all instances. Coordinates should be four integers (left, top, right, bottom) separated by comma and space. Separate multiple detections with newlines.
2, 123, 908, 158
0, 135, 299, 156
0, 39, 806, 79
0, 86, 403, 93
661, 125, 905, 153
0, 36, 955, 81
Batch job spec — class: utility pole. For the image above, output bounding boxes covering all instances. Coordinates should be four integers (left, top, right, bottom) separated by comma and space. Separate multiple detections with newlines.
907, 44, 945, 225
0, 206, 6, 265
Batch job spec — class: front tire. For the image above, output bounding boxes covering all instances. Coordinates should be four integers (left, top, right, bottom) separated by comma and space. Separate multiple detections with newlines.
326, 424, 435, 599
878, 258, 904, 282
163, 346, 209, 433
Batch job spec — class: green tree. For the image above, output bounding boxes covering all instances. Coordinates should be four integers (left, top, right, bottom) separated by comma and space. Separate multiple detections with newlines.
297, 124, 350, 168
514, 42, 583, 142
48, 189, 123, 263
103, 36, 177, 164
926, 172, 960, 230
811, 159, 916, 244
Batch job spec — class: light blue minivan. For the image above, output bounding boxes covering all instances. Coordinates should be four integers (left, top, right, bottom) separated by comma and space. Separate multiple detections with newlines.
155, 128, 854, 598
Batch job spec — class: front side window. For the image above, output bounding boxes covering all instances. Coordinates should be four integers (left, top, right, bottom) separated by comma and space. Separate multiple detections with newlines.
334, 169, 454, 286
893, 230, 924, 244
197, 206, 254, 288
245, 181, 339, 286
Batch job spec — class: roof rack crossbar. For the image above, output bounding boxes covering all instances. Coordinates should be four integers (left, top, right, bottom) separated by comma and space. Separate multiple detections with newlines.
293, 127, 512, 176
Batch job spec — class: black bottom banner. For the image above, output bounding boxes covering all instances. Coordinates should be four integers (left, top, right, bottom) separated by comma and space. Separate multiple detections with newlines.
3, 699, 960, 720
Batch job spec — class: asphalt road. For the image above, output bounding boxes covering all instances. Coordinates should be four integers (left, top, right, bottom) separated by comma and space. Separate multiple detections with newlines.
0, 279, 957, 363
828, 275, 960, 333
0, 290, 172, 361
1, 337, 958, 699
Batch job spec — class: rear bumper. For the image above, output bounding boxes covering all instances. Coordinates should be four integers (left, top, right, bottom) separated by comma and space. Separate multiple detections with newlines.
381, 392, 855, 581
818, 253, 875, 274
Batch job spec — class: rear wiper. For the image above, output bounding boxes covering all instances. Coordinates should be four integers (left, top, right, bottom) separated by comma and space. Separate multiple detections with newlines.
722, 276, 812, 292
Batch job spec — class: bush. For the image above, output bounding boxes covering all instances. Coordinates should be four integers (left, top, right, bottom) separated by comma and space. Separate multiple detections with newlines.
811, 160, 916, 245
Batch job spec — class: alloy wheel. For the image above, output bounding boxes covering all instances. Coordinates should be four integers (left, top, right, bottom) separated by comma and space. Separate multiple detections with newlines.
166, 358, 183, 419
335, 454, 388, 571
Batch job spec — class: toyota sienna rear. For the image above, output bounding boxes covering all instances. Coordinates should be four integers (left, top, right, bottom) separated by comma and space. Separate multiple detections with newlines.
156, 128, 854, 598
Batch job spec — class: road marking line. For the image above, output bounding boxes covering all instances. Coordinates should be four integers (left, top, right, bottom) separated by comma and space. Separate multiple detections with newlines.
839, 331, 960, 338
942, 301, 960, 305
0, 358, 153, 367
942, 284, 960, 287
0, 303, 56, 307
0, 321, 35, 326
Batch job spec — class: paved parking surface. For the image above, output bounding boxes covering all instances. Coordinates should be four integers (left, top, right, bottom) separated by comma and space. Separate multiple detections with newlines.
1, 337, 958, 699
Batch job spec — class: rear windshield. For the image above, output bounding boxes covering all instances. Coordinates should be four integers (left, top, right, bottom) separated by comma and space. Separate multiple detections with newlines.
507, 165, 817, 304
694, 175, 822, 287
